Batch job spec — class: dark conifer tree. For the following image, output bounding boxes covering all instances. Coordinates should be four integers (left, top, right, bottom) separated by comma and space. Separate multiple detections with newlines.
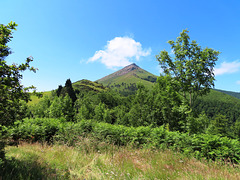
56, 85, 63, 97
65, 79, 77, 103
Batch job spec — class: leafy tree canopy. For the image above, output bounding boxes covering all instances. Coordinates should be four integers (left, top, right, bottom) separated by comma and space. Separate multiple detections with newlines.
0, 22, 37, 126
156, 29, 220, 107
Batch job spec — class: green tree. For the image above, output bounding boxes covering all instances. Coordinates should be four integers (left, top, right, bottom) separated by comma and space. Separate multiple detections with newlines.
103, 108, 112, 123
62, 95, 75, 121
0, 22, 37, 126
29, 95, 51, 118
75, 95, 95, 121
94, 102, 106, 122
0, 22, 36, 167
48, 97, 64, 118
47, 95, 75, 121
186, 112, 209, 134
56, 85, 63, 97
207, 114, 230, 136
156, 29, 220, 107
153, 75, 188, 130
114, 105, 129, 126
234, 119, 240, 139
127, 84, 155, 127
65, 79, 77, 103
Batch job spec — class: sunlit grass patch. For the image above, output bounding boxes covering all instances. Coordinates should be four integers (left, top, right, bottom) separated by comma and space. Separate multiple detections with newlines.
27, 91, 51, 105
3, 141, 240, 179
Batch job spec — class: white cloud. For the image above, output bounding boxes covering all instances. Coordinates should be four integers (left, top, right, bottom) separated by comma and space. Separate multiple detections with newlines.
157, 65, 163, 74
88, 37, 151, 69
214, 61, 240, 76
236, 81, 240, 85
170, 49, 175, 55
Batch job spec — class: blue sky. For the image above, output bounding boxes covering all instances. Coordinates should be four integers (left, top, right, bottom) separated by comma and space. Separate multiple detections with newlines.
1, 0, 240, 92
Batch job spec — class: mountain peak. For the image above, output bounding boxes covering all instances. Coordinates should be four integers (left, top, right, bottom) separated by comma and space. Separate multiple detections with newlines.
120, 63, 140, 74
97, 63, 157, 87
129, 63, 138, 66
99, 63, 140, 81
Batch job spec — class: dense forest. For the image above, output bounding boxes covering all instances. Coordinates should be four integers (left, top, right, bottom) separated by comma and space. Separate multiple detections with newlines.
23, 77, 240, 139
2, 22, 240, 178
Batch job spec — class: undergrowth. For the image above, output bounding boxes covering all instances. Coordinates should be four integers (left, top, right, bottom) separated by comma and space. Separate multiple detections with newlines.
9, 118, 240, 164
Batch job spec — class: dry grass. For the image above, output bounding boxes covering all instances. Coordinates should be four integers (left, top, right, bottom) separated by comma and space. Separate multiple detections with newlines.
4, 141, 240, 179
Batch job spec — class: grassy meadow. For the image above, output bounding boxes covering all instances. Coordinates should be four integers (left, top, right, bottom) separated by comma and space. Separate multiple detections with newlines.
3, 141, 240, 180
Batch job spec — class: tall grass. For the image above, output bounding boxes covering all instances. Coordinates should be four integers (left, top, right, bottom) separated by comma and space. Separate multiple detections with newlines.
3, 140, 240, 180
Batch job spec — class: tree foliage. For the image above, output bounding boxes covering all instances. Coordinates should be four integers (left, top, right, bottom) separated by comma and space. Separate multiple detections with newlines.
65, 79, 77, 103
156, 29, 220, 107
0, 22, 37, 126
0, 21, 37, 167
56, 85, 63, 97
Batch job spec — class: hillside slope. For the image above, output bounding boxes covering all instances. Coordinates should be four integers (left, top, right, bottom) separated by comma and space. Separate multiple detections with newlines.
194, 89, 240, 122
214, 88, 240, 99
97, 63, 157, 95
73, 79, 107, 93
28, 80, 107, 105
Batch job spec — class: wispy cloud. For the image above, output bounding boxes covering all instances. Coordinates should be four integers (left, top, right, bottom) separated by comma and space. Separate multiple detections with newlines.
236, 80, 240, 85
157, 65, 163, 74
88, 37, 151, 69
169, 49, 175, 55
214, 61, 240, 76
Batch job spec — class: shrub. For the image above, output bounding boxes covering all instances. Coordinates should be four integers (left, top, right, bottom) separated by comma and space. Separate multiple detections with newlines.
54, 120, 95, 146
11, 118, 66, 142
9, 118, 240, 163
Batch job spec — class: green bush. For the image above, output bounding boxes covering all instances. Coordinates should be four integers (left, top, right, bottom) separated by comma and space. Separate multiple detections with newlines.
54, 120, 95, 145
11, 118, 66, 142
9, 118, 240, 163
89, 122, 240, 163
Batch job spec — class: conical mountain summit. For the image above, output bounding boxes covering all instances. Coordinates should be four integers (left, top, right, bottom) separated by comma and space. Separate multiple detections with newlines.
97, 63, 157, 88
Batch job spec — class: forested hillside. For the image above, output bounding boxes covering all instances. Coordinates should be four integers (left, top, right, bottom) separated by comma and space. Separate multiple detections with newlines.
214, 88, 240, 99
194, 89, 240, 123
